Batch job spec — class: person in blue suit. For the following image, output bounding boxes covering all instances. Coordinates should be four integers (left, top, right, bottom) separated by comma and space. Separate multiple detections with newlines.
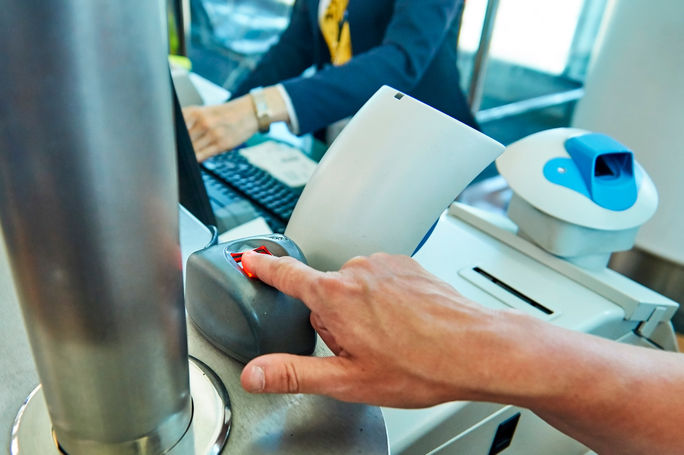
184, 0, 477, 161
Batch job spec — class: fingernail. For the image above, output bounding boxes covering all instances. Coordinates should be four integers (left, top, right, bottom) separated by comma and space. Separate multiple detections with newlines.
246, 366, 265, 392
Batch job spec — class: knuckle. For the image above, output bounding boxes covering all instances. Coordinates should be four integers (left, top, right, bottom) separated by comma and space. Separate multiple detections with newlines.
209, 129, 221, 141
343, 255, 372, 271
338, 280, 364, 300
272, 256, 299, 286
342, 256, 377, 280
315, 272, 362, 299
344, 255, 364, 265
369, 252, 392, 263
314, 273, 339, 293
198, 116, 211, 129
310, 275, 329, 296
283, 362, 301, 393
280, 255, 301, 267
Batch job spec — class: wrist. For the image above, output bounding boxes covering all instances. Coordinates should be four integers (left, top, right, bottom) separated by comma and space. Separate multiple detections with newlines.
456, 310, 567, 405
476, 311, 612, 410
234, 95, 259, 135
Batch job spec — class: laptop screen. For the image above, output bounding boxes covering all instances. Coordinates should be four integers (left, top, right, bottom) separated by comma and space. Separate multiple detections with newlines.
172, 86, 216, 227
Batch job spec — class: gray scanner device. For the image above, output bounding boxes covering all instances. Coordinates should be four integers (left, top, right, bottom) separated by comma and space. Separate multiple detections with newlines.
185, 234, 316, 363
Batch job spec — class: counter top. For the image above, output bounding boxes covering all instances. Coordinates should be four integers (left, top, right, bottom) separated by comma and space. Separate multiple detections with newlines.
0, 226, 387, 454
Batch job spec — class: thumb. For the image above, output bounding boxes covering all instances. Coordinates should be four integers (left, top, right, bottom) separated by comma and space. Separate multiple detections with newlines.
241, 354, 352, 396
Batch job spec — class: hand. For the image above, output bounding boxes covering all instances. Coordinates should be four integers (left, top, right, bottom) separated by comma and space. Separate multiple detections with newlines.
239, 251, 684, 454
239, 251, 523, 408
182, 86, 291, 162
182, 96, 258, 161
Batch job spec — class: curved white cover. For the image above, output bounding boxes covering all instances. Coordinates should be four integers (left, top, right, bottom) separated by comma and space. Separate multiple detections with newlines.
496, 128, 658, 231
285, 86, 504, 271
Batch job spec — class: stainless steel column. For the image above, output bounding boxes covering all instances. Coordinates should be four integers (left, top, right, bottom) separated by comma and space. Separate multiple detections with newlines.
467, 0, 500, 113
0, 1, 191, 454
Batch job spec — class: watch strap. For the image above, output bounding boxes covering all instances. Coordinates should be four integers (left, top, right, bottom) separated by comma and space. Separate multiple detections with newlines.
249, 87, 272, 133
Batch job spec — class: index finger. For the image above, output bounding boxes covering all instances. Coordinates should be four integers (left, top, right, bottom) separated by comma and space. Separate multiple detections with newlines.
242, 251, 325, 310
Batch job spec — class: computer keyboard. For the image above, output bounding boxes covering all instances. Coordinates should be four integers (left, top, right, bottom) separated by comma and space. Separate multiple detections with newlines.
201, 149, 304, 233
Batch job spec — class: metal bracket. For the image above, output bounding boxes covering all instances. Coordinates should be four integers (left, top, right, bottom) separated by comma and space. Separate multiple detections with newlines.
636, 306, 670, 339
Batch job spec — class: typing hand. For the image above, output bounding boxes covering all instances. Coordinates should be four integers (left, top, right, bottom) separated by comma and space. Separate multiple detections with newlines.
239, 251, 515, 408
182, 96, 258, 162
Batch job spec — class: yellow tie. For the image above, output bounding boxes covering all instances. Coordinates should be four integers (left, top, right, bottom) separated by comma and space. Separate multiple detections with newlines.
320, 0, 352, 66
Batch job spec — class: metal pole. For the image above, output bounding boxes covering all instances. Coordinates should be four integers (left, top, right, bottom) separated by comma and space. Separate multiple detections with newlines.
168, 0, 191, 56
180, 0, 192, 56
475, 88, 585, 124
467, 0, 501, 113
0, 1, 191, 454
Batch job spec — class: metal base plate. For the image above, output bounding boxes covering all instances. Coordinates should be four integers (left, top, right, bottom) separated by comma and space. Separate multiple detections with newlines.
10, 357, 231, 454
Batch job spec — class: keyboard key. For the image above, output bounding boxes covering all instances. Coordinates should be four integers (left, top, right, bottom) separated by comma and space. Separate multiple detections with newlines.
201, 149, 303, 232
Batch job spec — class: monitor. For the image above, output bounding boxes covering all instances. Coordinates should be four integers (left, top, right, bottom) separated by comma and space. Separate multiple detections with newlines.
172, 85, 216, 227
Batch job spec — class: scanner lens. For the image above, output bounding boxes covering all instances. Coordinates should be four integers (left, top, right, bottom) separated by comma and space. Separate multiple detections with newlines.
230, 246, 273, 277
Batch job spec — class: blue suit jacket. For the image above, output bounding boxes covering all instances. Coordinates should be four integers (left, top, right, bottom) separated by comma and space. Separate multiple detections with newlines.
233, 0, 477, 133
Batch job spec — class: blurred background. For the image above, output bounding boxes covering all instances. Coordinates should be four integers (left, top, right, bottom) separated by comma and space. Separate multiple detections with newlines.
173, 0, 605, 146
167, 0, 683, 345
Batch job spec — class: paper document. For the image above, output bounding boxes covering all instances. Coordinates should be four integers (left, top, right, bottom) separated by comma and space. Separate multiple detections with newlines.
218, 217, 273, 243
239, 141, 317, 188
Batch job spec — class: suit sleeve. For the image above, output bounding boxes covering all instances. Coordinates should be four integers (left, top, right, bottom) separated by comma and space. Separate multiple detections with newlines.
282, 0, 463, 134
232, 0, 315, 97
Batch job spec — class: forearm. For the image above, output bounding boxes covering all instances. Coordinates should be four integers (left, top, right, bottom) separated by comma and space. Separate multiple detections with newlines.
281, 46, 414, 134
232, 0, 313, 97
282, 0, 462, 134
233, 48, 312, 98
480, 312, 684, 454
239, 252, 684, 454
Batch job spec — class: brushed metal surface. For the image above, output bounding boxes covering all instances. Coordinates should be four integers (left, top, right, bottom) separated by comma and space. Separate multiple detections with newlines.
0, 0, 388, 439
0, 1, 192, 453
0, 235, 37, 452
187, 325, 388, 454
10, 358, 231, 455
0, 222, 388, 454
186, 357, 231, 454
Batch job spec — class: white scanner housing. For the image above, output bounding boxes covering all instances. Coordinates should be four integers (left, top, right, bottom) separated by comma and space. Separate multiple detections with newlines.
285, 86, 504, 271
497, 128, 658, 270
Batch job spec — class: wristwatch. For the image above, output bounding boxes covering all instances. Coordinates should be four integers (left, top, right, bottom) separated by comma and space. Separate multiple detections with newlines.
249, 87, 272, 133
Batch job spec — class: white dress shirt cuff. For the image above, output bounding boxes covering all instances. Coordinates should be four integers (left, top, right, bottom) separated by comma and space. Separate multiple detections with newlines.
276, 84, 300, 135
